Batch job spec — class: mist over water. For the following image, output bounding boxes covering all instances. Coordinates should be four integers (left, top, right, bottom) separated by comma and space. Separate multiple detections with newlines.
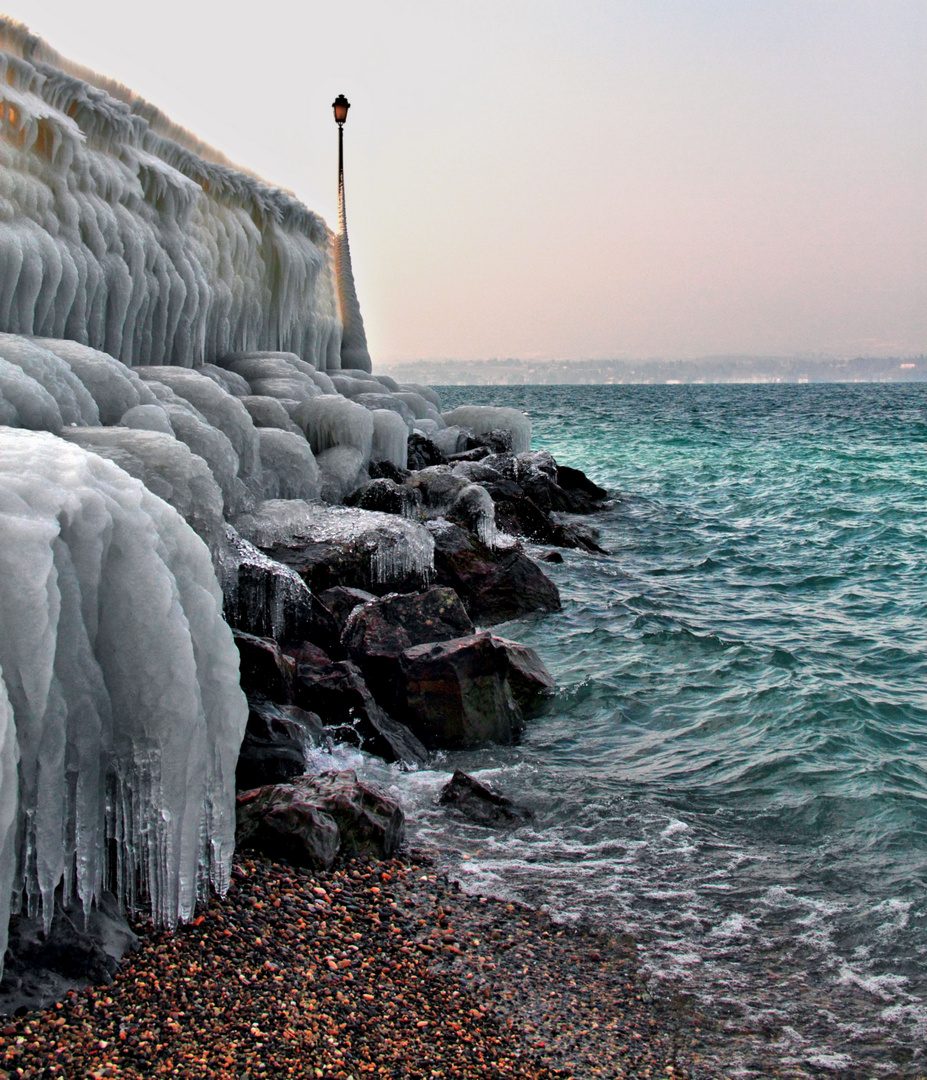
383, 384, 927, 1077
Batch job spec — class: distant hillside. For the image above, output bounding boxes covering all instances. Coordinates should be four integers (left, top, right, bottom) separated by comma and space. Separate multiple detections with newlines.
380, 356, 926, 386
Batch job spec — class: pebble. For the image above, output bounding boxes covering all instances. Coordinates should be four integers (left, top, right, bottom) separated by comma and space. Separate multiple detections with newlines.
0, 852, 709, 1079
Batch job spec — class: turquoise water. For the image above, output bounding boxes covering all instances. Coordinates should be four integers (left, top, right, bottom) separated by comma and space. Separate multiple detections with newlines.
346, 384, 927, 1076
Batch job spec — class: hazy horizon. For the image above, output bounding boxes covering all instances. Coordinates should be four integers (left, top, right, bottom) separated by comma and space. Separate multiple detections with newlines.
8, 1, 927, 364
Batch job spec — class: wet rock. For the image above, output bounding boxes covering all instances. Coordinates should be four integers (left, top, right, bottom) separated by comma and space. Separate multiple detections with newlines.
541, 550, 564, 563
0, 896, 138, 1014
428, 521, 561, 625
366, 458, 411, 483
344, 478, 423, 518
295, 657, 428, 767
235, 698, 324, 791
397, 631, 555, 749
233, 630, 297, 703
407, 432, 447, 470
223, 536, 341, 653
556, 463, 609, 504
318, 585, 378, 636
439, 770, 535, 829
467, 428, 514, 454
342, 587, 474, 708
236, 771, 404, 869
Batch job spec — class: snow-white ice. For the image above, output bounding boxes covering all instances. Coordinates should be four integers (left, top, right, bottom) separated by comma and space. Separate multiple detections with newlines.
0, 431, 247, 976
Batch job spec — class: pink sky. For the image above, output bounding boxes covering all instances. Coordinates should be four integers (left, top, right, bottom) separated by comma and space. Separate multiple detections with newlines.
9, 0, 927, 363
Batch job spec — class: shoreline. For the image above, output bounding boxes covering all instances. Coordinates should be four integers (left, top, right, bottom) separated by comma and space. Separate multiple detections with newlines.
0, 850, 706, 1079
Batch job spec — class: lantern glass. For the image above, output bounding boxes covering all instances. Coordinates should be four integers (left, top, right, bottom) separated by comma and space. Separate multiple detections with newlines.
332, 95, 350, 124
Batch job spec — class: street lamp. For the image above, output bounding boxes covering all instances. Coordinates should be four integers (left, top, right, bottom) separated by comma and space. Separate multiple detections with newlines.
332, 94, 350, 189
331, 93, 372, 372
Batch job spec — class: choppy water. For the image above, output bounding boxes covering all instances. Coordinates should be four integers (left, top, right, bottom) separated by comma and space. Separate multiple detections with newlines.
339, 384, 927, 1077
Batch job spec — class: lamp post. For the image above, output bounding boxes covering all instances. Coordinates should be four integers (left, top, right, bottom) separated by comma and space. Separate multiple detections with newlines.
332, 94, 350, 196
331, 93, 372, 372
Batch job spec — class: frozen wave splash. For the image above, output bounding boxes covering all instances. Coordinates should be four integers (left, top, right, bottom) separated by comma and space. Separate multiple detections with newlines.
0, 430, 248, 977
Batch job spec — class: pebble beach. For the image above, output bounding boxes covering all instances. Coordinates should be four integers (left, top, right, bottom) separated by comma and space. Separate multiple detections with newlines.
0, 852, 705, 1080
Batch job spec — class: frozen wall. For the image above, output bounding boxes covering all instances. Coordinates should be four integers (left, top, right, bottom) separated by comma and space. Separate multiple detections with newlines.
0, 18, 342, 370
0, 430, 248, 976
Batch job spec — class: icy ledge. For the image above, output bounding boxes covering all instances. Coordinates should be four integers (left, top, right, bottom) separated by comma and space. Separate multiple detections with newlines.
0, 431, 248, 978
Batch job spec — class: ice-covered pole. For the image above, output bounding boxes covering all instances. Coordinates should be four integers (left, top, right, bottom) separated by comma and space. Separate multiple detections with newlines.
333, 94, 373, 373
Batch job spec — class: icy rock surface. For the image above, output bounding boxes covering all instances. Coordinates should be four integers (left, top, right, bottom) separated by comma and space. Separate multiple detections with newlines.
256, 428, 322, 501
0, 430, 248, 977
443, 406, 532, 454
233, 500, 435, 585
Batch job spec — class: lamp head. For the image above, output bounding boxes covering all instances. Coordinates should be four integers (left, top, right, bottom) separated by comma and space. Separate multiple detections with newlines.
332, 95, 350, 125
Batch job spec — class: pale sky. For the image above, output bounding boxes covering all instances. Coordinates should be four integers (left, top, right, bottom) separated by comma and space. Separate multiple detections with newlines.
7, 1, 927, 362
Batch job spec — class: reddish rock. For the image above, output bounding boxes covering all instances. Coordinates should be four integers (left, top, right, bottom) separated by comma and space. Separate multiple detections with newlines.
295, 658, 428, 767
318, 585, 377, 636
427, 521, 561, 625
397, 631, 555, 749
343, 587, 473, 708
439, 770, 534, 829
236, 771, 405, 869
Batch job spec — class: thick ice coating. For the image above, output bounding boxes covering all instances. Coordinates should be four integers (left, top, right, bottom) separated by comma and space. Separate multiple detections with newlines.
233, 500, 435, 584
442, 406, 532, 454
0, 430, 248, 976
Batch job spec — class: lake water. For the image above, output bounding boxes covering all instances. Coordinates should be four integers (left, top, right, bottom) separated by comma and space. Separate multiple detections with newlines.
329, 383, 927, 1078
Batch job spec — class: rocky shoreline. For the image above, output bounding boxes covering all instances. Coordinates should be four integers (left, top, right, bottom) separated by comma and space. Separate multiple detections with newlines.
0, 850, 708, 1079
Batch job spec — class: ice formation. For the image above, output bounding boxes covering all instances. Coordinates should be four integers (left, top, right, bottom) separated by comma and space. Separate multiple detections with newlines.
233, 501, 435, 585
442, 406, 532, 454
0, 431, 248, 977
0, 21, 341, 370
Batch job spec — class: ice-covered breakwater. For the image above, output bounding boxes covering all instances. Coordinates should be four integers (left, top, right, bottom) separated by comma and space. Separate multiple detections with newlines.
0, 19, 590, 998
0, 17, 343, 369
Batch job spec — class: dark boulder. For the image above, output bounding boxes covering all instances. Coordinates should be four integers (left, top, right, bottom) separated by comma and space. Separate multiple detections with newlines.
263, 533, 431, 599
344, 478, 423, 519
342, 587, 474, 708
223, 531, 340, 654
397, 631, 555, 749
0, 895, 138, 1014
439, 770, 535, 829
407, 432, 447, 470
235, 698, 324, 791
236, 771, 405, 870
556, 463, 609, 504
467, 428, 514, 454
318, 585, 377, 637
233, 630, 297, 703
428, 521, 561, 625
367, 458, 411, 483
295, 657, 428, 767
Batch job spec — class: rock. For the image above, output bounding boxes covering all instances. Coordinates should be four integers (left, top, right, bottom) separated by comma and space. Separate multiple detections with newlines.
264, 535, 429, 598
428, 520, 561, 625
236, 771, 404, 869
0, 896, 138, 1014
342, 587, 474, 709
295, 658, 428, 767
556, 463, 609, 504
397, 631, 555, 749
541, 550, 564, 563
223, 536, 342, 654
233, 630, 297, 703
318, 585, 378, 636
235, 698, 324, 791
407, 432, 447, 470
344, 478, 423, 518
467, 428, 514, 454
439, 770, 535, 829
367, 458, 410, 483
